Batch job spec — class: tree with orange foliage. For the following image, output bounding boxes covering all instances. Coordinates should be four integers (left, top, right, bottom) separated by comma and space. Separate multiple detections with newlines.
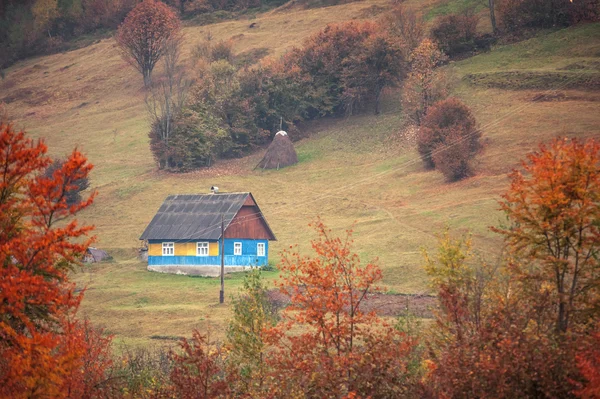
0, 123, 112, 398
423, 230, 581, 398
265, 220, 419, 398
424, 139, 600, 397
117, 0, 181, 87
402, 38, 447, 125
495, 137, 600, 333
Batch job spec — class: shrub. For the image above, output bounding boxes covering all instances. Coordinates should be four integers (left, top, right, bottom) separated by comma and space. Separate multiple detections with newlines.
496, 0, 600, 33
210, 39, 234, 62
167, 331, 230, 397
431, 11, 480, 58
423, 231, 582, 398
226, 268, 278, 395
417, 97, 480, 180
192, 37, 234, 63
149, 108, 229, 171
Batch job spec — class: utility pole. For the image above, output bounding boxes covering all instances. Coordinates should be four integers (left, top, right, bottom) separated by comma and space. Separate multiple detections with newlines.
220, 214, 225, 304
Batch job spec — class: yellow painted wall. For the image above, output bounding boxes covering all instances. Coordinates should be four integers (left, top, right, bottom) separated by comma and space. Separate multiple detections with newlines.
149, 242, 219, 256
209, 242, 219, 256
148, 243, 162, 256
175, 242, 196, 256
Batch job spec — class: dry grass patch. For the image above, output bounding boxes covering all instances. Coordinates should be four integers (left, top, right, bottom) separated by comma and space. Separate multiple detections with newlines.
2, 2, 599, 347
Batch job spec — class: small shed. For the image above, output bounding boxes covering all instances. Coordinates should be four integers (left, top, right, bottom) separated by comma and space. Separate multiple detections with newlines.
140, 192, 276, 276
257, 131, 298, 170
84, 247, 109, 263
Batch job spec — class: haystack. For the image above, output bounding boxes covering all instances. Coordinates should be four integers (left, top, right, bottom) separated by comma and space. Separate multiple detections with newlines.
257, 131, 298, 170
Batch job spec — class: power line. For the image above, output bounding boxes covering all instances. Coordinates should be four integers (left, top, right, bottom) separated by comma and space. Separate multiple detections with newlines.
147, 66, 593, 245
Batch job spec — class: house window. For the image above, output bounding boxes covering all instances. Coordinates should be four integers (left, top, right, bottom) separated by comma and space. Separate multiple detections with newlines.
257, 243, 265, 257
234, 242, 242, 256
162, 242, 174, 256
197, 242, 209, 256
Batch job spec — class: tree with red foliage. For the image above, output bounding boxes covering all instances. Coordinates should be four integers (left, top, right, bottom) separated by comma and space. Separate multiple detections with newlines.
164, 330, 230, 399
577, 326, 600, 398
117, 0, 181, 87
417, 97, 480, 180
495, 137, 600, 333
0, 123, 112, 397
265, 220, 419, 398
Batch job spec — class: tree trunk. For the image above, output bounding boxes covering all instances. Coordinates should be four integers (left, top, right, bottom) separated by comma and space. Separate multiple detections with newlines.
374, 88, 382, 115
489, 0, 497, 35
143, 68, 152, 87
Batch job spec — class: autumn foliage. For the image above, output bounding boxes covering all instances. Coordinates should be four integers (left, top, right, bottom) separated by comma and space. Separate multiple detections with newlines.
577, 326, 600, 398
163, 330, 230, 399
3, 118, 598, 397
424, 138, 600, 398
423, 232, 581, 398
264, 220, 419, 398
117, 0, 181, 86
417, 97, 481, 180
176, 20, 405, 166
0, 123, 114, 397
495, 137, 600, 333
286, 21, 405, 116
402, 38, 448, 126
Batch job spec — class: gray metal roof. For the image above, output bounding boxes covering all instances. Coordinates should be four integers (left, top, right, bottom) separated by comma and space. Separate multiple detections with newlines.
140, 193, 252, 241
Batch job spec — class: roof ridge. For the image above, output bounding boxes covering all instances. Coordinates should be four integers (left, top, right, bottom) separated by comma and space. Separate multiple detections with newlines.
140, 192, 264, 241
166, 192, 250, 196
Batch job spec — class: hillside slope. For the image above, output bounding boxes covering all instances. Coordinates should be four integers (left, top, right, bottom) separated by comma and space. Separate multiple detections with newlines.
2, 1, 599, 346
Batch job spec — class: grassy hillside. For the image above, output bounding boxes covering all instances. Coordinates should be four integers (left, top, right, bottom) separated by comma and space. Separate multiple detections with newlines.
2, 0, 599, 347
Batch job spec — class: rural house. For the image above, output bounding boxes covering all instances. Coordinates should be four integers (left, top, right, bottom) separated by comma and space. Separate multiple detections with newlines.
140, 192, 276, 276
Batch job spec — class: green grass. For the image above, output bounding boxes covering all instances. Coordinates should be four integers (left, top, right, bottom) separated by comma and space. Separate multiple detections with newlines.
2, 1, 599, 346
454, 23, 600, 74
425, 0, 487, 20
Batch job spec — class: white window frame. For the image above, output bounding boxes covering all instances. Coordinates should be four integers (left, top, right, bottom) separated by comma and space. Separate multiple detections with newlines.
162, 242, 174, 256
234, 242, 242, 256
197, 242, 209, 256
257, 243, 265, 257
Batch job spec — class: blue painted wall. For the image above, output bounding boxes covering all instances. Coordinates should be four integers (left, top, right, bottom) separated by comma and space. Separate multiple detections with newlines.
148, 239, 269, 267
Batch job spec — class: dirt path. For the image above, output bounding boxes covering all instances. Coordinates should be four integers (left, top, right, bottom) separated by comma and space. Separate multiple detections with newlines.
267, 290, 436, 319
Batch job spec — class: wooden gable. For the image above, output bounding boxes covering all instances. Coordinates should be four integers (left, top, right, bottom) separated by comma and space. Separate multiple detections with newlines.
224, 194, 275, 240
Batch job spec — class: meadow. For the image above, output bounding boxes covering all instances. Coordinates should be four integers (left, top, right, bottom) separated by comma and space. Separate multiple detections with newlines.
2, 0, 599, 347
